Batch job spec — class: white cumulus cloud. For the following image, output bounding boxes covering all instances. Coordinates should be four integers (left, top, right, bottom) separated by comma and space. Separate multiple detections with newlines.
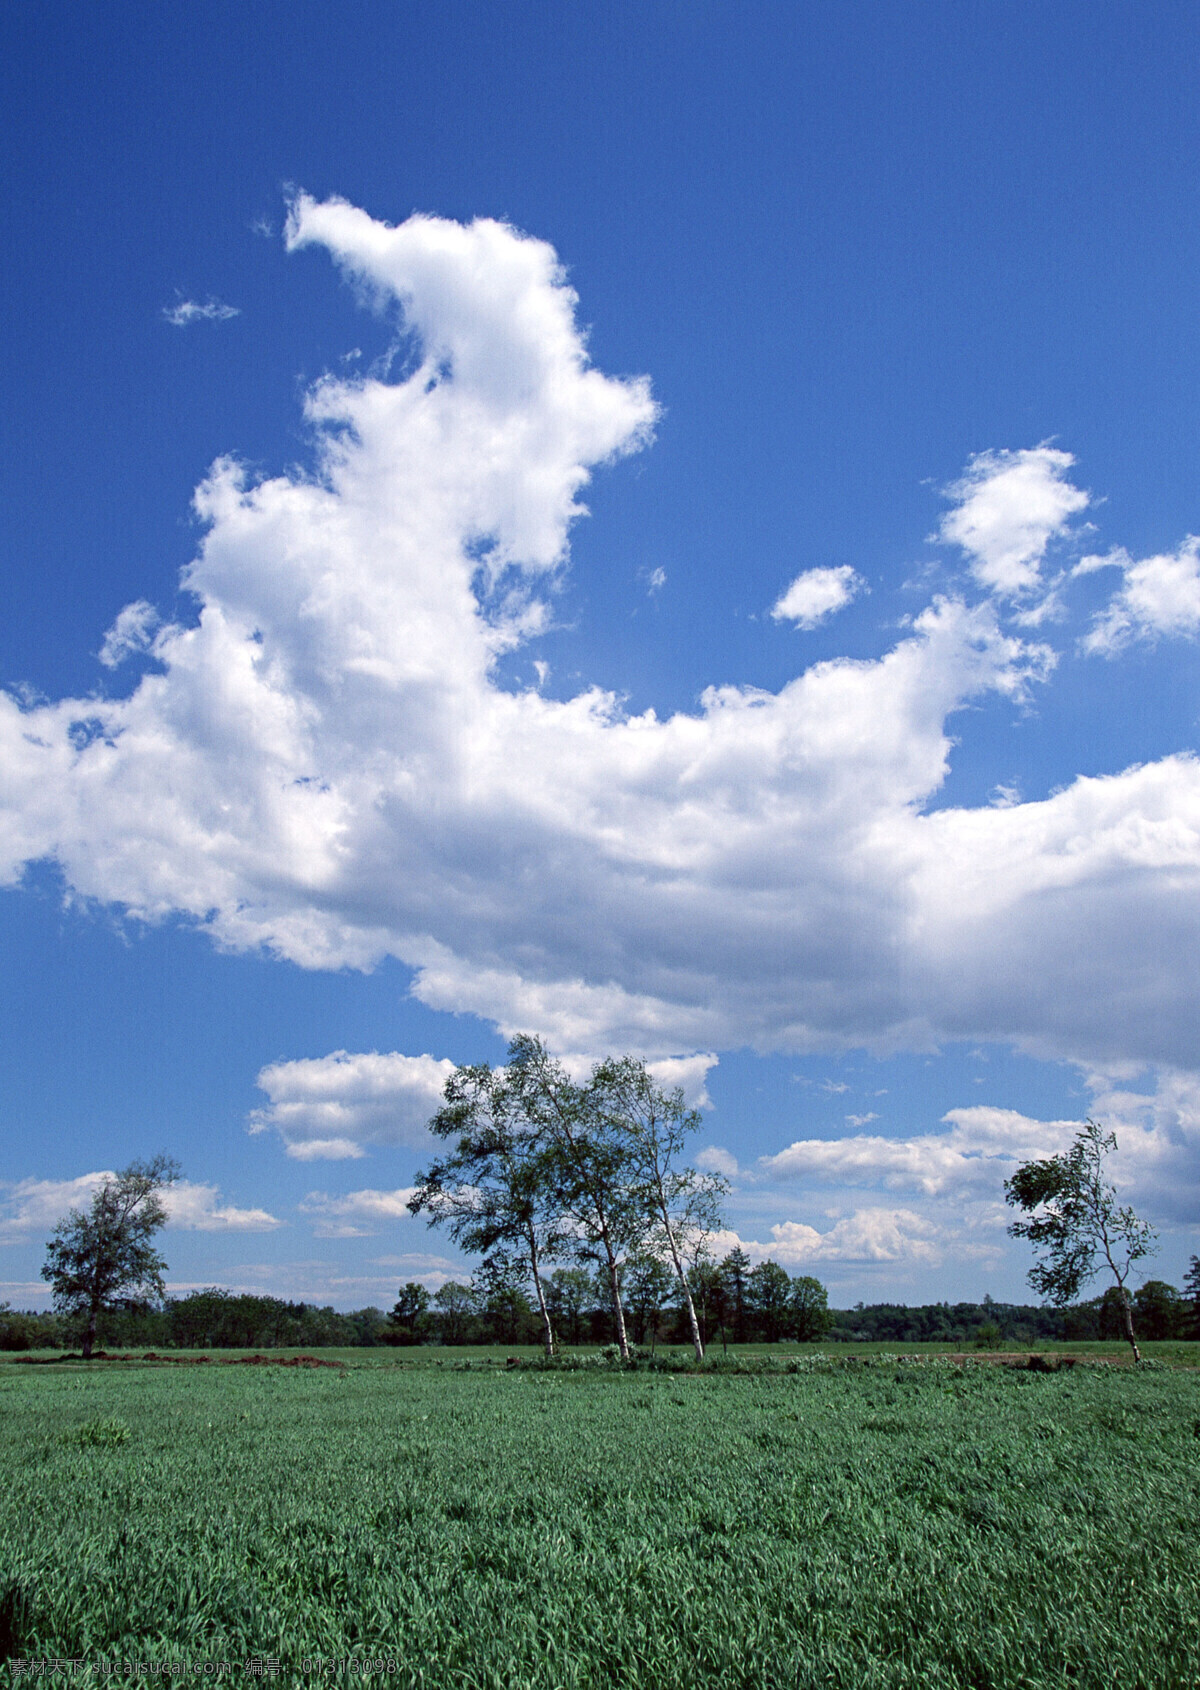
1080, 540, 1200, 655
251, 1051, 456, 1160
771, 565, 862, 628
761, 1106, 1079, 1197
696, 1145, 739, 1178
0, 197, 1197, 1103
711, 1208, 942, 1267
939, 447, 1088, 598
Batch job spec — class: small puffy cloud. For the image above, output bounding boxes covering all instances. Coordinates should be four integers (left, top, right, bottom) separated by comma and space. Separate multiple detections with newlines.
845, 1111, 878, 1129
298, 1187, 419, 1238
771, 565, 862, 628
0, 1173, 278, 1242
251, 1051, 456, 1160
162, 295, 240, 326
769, 1209, 940, 1265
939, 447, 1088, 598
99, 601, 160, 669
646, 567, 667, 595
164, 1182, 281, 1232
696, 1145, 738, 1178
646, 1053, 718, 1109
1081, 540, 1200, 656
717, 1208, 941, 1267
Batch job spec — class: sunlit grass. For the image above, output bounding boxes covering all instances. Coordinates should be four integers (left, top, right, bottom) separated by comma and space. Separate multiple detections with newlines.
1, 1357, 1198, 1686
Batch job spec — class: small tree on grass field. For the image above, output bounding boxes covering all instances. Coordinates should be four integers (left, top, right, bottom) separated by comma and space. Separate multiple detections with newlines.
386, 1282, 430, 1345
747, 1259, 792, 1342
1005, 1120, 1156, 1361
789, 1274, 832, 1343
41, 1156, 180, 1358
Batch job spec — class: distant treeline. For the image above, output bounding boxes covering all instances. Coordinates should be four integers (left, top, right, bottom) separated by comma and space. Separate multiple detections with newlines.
0, 1291, 389, 1353
4, 1265, 1197, 1351
829, 1282, 1194, 1345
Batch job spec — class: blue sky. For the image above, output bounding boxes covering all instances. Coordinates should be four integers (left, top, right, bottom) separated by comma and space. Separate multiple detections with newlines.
3, 1, 1199, 1310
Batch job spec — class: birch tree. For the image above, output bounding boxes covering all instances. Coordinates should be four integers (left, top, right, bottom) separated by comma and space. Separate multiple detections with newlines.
507, 1035, 644, 1361
590, 1055, 726, 1362
409, 1059, 563, 1356
1005, 1119, 1156, 1361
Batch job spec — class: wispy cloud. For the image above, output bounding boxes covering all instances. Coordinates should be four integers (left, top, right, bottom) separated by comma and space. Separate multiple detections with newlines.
162, 294, 240, 327
99, 600, 159, 668
298, 1187, 420, 1238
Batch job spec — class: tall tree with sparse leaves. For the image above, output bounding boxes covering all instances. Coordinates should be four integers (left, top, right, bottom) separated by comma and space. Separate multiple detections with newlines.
507, 1036, 644, 1361
1005, 1120, 1156, 1360
590, 1055, 727, 1362
409, 1058, 563, 1355
42, 1156, 180, 1358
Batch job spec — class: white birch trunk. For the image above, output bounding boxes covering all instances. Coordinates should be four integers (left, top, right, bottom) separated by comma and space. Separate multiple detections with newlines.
527, 1224, 555, 1357
607, 1253, 630, 1360
661, 1212, 705, 1362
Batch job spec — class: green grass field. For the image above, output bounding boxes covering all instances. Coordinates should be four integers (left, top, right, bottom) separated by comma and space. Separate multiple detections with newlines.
2, 1351, 1198, 1687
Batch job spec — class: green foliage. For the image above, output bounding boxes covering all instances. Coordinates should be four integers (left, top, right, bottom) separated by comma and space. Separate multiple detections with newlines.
385, 1283, 430, 1346
1, 1358, 1198, 1686
747, 1259, 792, 1341
1183, 1256, 1200, 1339
788, 1275, 832, 1343
409, 1050, 566, 1354
1131, 1282, 1182, 1340
623, 1253, 675, 1347
165, 1290, 377, 1350
412, 1036, 729, 1361
433, 1281, 478, 1346
543, 1268, 593, 1346
719, 1247, 751, 1342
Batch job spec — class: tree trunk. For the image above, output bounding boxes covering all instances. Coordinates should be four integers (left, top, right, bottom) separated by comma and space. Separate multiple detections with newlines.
82, 1304, 99, 1360
1120, 1287, 1141, 1363
660, 1211, 705, 1362
527, 1226, 555, 1358
606, 1255, 630, 1360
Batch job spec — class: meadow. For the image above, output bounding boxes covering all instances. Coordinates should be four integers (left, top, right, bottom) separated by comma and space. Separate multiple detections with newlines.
2, 1350, 1198, 1688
